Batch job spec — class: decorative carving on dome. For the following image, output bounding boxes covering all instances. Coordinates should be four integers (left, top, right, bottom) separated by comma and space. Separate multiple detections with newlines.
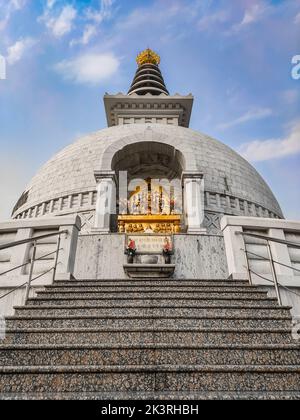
203, 212, 222, 233
80, 212, 95, 233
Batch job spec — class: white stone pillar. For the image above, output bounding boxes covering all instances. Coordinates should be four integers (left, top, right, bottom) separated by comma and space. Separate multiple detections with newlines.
221, 220, 248, 280
268, 228, 294, 277
93, 170, 117, 233
182, 172, 206, 234
56, 217, 81, 280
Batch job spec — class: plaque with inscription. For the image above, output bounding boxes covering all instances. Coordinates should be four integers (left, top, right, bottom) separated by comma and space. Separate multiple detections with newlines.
125, 234, 173, 254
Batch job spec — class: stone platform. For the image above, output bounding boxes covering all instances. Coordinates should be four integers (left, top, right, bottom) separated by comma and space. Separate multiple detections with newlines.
123, 264, 175, 278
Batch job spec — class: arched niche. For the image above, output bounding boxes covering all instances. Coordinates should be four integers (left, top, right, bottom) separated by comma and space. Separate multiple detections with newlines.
111, 141, 185, 181
111, 141, 185, 233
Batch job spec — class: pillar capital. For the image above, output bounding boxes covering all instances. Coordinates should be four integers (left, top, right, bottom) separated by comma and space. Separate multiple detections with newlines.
181, 171, 204, 185
94, 170, 118, 185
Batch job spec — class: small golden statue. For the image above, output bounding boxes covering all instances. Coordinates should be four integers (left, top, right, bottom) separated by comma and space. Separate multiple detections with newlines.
136, 48, 160, 67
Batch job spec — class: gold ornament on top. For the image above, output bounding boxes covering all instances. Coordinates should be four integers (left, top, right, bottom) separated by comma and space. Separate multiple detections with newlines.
136, 49, 161, 67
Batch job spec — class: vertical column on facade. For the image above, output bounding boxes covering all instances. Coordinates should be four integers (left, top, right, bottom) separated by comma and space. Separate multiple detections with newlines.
50, 200, 55, 214
93, 170, 117, 233
182, 172, 206, 234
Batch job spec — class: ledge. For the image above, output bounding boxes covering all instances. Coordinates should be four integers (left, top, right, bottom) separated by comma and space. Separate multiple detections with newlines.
0, 216, 81, 232
221, 215, 299, 232
124, 264, 175, 278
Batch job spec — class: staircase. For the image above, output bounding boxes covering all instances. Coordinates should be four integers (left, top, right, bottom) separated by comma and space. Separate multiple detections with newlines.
0, 278, 300, 400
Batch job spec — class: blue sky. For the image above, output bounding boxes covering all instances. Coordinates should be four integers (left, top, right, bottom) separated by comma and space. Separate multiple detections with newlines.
0, 0, 299, 220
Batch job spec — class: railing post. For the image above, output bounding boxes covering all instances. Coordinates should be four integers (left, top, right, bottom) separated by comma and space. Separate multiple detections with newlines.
52, 235, 61, 283
24, 241, 37, 305
267, 240, 282, 306
242, 235, 252, 286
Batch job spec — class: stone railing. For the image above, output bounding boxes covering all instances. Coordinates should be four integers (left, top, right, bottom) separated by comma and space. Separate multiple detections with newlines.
0, 216, 81, 316
221, 216, 300, 287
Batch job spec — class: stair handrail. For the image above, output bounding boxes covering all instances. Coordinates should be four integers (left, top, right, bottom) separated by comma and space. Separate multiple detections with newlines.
237, 231, 300, 306
0, 230, 68, 305
236, 231, 300, 249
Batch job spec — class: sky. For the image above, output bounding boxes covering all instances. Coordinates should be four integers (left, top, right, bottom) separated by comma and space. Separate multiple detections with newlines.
0, 0, 299, 220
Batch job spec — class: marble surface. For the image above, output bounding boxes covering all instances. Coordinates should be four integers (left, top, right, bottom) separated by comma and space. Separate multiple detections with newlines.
74, 233, 229, 279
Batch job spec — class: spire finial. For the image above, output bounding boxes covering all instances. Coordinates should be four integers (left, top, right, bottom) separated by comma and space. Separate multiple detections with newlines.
136, 48, 160, 67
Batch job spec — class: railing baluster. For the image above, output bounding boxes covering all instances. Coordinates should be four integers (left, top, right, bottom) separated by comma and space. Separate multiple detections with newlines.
242, 237, 252, 286
266, 240, 282, 306
52, 235, 61, 283
24, 241, 37, 305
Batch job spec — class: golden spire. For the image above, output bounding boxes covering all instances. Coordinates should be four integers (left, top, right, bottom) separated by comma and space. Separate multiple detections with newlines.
136, 48, 160, 67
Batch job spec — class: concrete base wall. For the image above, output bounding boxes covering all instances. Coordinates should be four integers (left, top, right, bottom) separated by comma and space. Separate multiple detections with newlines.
0, 286, 44, 317
74, 233, 228, 280
266, 287, 300, 319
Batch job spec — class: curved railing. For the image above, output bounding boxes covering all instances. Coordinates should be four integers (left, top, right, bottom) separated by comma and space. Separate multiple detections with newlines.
0, 230, 68, 305
237, 231, 300, 306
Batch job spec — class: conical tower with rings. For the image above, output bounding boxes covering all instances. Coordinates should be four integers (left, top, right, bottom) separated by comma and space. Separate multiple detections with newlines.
128, 48, 169, 96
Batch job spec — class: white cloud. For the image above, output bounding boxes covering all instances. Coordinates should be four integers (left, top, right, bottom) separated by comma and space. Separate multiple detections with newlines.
218, 108, 273, 130
46, 0, 56, 9
7, 0, 26, 9
54, 52, 120, 85
6, 37, 36, 65
238, 121, 300, 162
198, 10, 229, 31
0, 0, 27, 31
231, 3, 269, 33
84, 8, 104, 24
70, 24, 98, 46
85, 0, 114, 23
70, 0, 115, 46
40, 4, 77, 38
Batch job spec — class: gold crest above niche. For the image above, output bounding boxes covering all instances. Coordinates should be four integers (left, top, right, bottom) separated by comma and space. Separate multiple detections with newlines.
118, 215, 181, 234
136, 48, 161, 67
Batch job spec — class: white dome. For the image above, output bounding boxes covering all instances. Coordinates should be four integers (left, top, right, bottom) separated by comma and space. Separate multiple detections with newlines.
12, 124, 283, 224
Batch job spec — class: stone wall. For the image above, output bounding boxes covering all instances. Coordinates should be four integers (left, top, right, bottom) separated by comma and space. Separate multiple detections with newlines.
173, 235, 228, 279
74, 233, 228, 280
267, 287, 300, 318
74, 234, 125, 279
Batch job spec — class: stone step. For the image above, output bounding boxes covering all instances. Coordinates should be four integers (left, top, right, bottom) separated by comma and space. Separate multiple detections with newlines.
48, 284, 263, 292
0, 344, 299, 367
2, 327, 294, 345
5, 315, 292, 330
0, 365, 299, 393
26, 297, 280, 307
34, 291, 274, 300
38, 286, 267, 298
54, 279, 249, 286
40, 286, 268, 295
13, 305, 292, 319
1, 390, 300, 400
